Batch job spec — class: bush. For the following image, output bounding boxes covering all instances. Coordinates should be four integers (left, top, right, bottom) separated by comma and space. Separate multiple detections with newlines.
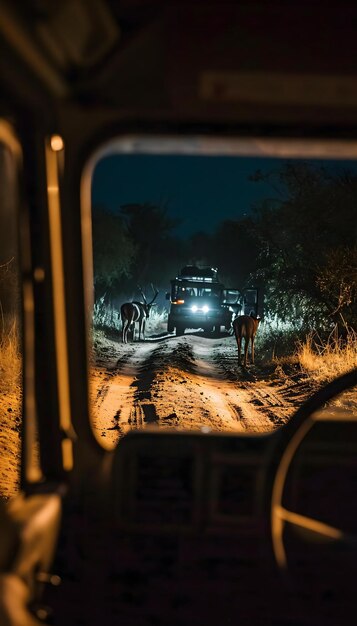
92, 296, 121, 331
142, 307, 168, 337
255, 316, 306, 361
256, 317, 357, 382
0, 315, 21, 394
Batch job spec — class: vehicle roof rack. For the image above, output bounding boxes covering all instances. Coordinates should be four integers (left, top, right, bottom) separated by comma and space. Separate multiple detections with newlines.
178, 266, 218, 281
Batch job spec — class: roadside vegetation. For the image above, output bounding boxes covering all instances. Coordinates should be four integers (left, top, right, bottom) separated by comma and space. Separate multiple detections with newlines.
0, 317, 21, 395
257, 317, 357, 383
296, 325, 357, 381
0, 261, 22, 498
0, 260, 21, 396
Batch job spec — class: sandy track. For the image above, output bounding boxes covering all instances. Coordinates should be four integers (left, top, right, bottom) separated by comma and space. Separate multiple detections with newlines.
90, 333, 307, 445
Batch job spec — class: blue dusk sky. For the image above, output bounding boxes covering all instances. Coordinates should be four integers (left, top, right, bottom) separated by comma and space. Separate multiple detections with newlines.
91, 154, 356, 237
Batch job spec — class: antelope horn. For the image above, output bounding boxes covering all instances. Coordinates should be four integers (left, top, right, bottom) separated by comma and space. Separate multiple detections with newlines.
149, 285, 159, 305
137, 284, 147, 303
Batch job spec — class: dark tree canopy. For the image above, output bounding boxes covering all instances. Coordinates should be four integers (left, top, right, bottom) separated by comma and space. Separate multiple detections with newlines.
92, 202, 185, 302
120, 202, 183, 288
92, 207, 136, 298
248, 162, 357, 329
209, 219, 260, 289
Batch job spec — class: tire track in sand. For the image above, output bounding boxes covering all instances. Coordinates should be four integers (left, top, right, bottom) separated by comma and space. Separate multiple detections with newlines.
90, 342, 155, 447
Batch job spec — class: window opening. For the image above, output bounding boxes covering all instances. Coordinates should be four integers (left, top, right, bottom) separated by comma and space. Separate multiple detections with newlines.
83, 137, 357, 450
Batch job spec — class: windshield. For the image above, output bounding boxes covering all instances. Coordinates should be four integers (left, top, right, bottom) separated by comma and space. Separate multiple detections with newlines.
87, 138, 357, 450
174, 286, 221, 299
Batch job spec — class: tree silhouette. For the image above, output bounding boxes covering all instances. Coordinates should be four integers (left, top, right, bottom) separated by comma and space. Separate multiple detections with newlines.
249, 162, 357, 329
92, 207, 136, 300
209, 219, 260, 289
120, 202, 182, 288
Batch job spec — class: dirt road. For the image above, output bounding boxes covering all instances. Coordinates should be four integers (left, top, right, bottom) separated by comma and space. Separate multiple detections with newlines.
90, 333, 315, 449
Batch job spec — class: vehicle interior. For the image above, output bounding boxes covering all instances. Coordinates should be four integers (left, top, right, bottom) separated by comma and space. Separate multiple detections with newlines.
0, 1, 356, 625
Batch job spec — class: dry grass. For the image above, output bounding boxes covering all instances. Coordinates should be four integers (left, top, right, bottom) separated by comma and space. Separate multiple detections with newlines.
297, 325, 357, 382
0, 316, 21, 394
0, 315, 22, 499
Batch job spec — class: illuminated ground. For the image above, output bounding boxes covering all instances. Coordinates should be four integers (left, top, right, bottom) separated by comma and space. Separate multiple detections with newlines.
90, 333, 317, 450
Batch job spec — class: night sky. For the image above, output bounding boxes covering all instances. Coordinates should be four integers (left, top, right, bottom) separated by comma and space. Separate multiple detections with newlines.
91, 155, 356, 237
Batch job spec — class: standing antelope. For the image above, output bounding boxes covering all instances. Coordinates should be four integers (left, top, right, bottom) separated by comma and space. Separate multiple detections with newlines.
233, 314, 261, 367
121, 284, 159, 343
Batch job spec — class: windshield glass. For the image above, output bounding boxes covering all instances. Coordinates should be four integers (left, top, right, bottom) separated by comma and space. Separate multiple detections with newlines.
174, 286, 221, 299
87, 138, 357, 450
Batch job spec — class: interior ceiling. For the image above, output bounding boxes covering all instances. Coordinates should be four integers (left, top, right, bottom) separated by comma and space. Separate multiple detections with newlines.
3, 0, 357, 126
16, 0, 357, 80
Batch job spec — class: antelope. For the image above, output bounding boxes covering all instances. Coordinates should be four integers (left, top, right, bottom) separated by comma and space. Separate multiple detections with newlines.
121, 284, 159, 343
233, 314, 261, 367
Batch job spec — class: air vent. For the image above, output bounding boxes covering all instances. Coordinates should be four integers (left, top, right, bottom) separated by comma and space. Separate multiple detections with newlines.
115, 446, 200, 532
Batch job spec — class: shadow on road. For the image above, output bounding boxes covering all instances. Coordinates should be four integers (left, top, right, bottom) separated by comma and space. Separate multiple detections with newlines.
147, 329, 232, 342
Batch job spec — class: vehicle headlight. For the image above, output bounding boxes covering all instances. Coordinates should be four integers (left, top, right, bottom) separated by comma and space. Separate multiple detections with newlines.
191, 305, 198, 312
202, 305, 209, 313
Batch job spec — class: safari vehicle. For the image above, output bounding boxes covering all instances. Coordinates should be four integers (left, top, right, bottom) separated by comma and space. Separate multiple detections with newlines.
0, 2, 356, 626
166, 265, 244, 335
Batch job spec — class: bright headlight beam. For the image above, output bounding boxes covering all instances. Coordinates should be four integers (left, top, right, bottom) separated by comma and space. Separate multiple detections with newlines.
191, 304, 209, 313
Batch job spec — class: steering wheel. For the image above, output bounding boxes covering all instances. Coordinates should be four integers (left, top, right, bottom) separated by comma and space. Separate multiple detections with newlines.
269, 367, 357, 572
